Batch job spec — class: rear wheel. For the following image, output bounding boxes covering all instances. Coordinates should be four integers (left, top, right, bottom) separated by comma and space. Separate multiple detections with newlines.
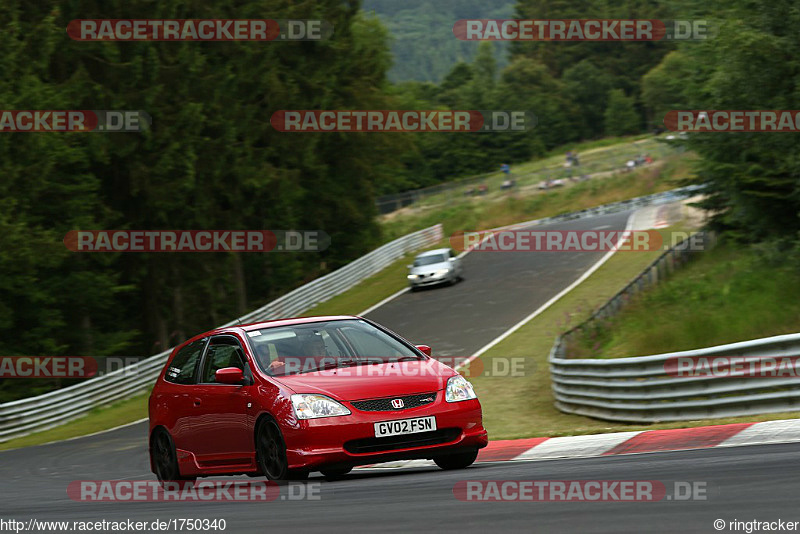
151, 429, 196, 489
434, 448, 478, 470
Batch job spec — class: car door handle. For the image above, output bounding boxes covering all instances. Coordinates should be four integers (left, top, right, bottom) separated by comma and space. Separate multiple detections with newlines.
193, 399, 202, 407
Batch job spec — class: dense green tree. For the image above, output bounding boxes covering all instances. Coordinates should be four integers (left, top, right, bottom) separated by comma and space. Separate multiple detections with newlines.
604, 89, 641, 136
0, 0, 402, 401
362, 0, 513, 82
640, 51, 696, 129
679, 0, 800, 240
563, 60, 616, 138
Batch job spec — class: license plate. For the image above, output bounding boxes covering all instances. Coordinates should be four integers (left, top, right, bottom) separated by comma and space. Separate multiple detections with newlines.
374, 416, 436, 438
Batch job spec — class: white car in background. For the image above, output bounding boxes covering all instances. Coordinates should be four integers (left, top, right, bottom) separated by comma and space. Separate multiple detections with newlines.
407, 248, 463, 290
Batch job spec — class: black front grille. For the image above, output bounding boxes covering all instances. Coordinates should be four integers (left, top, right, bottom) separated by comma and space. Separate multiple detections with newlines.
350, 392, 437, 412
344, 428, 461, 454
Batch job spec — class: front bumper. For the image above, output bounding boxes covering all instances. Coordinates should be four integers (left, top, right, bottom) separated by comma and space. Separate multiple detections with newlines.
282, 397, 487, 471
408, 272, 451, 287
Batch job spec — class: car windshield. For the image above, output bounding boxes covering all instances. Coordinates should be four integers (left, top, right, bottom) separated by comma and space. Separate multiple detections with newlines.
247, 319, 423, 376
414, 254, 447, 267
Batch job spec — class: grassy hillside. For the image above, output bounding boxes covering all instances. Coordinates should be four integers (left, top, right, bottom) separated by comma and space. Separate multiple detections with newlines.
569, 241, 800, 358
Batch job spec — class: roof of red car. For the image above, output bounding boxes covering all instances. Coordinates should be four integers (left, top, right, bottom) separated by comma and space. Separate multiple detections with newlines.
236, 315, 358, 331
170, 316, 362, 354
202, 315, 358, 337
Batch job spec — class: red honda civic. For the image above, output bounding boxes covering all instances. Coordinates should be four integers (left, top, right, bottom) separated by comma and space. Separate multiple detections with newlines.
148, 315, 488, 483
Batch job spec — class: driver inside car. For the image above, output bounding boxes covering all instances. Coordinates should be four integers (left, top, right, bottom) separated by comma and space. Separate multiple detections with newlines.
267, 331, 329, 374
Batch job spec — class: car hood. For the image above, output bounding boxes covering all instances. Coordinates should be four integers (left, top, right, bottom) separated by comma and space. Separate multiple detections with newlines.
409, 261, 450, 275
273, 360, 457, 401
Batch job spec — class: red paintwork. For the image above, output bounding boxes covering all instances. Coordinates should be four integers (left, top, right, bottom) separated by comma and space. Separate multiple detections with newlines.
215, 367, 243, 384
148, 316, 488, 477
416, 344, 432, 356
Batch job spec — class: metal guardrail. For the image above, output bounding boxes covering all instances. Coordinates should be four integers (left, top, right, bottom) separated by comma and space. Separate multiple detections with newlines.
0, 224, 444, 442
549, 333, 800, 423
549, 232, 800, 423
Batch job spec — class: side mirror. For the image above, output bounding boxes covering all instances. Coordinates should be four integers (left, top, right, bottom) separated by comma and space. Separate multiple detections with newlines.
215, 367, 244, 385
416, 345, 432, 356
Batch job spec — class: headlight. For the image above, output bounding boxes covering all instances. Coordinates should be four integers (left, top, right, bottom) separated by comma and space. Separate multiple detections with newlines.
407, 274, 419, 279
433, 269, 450, 277
445, 375, 477, 402
291, 394, 351, 419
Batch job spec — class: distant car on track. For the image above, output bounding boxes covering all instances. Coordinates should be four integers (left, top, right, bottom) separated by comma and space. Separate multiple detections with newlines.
407, 248, 463, 290
148, 316, 488, 484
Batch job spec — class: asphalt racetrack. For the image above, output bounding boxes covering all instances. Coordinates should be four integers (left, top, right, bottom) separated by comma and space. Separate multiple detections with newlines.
1, 421, 797, 533
367, 210, 633, 357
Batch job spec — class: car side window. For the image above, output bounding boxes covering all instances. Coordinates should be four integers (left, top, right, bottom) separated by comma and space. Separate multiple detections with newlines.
200, 338, 247, 384
165, 339, 205, 384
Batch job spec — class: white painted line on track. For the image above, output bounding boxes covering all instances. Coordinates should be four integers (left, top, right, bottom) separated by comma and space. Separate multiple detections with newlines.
455, 211, 636, 369
359, 287, 410, 316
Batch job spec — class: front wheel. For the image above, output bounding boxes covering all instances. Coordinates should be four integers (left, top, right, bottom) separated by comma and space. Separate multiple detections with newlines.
256, 419, 309, 482
434, 448, 478, 470
256, 420, 289, 481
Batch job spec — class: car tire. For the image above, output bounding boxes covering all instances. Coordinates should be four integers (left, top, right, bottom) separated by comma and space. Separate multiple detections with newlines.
320, 466, 352, 480
151, 429, 196, 489
256, 419, 291, 482
433, 448, 479, 470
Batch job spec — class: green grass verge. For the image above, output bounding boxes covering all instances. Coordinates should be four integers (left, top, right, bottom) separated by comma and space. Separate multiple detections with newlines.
469, 227, 800, 440
0, 393, 149, 452
381, 151, 694, 241
570, 241, 800, 358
